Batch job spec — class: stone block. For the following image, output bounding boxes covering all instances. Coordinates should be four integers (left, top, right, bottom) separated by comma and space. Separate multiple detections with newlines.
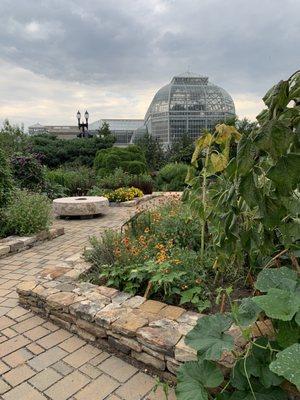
0, 244, 11, 256
177, 310, 203, 324
123, 295, 146, 308
108, 336, 131, 354
76, 319, 107, 338
166, 358, 181, 375
47, 291, 79, 310
111, 312, 148, 337
35, 230, 50, 241
49, 315, 71, 330
142, 345, 165, 360
19, 236, 36, 246
108, 331, 142, 352
69, 299, 107, 322
97, 286, 119, 298
17, 281, 38, 296
111, 292, 132, 304
94, 303, 126, 328
131, 350, 166, 371
159, 305, 185, 320
139, 300, 166, 314
175, 337, 197, 362
137, 319, 182, 356
73, 326, 96, 342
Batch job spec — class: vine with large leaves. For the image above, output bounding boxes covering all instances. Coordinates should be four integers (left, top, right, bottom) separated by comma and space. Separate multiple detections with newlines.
177, 71, 300, 399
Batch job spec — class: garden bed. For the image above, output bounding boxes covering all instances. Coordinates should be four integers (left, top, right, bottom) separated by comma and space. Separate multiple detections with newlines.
0, 227, 64, 258
17, 257, 248, 379
109, 193, 162, 207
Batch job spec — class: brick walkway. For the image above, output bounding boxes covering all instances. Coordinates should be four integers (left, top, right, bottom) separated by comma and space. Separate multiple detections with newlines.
0, 207, 176, 399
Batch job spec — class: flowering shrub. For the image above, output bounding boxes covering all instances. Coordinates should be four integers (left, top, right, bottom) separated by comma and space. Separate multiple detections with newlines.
84, 199, 211, 311
105, 187, 143, 202
2, 189, 52, 236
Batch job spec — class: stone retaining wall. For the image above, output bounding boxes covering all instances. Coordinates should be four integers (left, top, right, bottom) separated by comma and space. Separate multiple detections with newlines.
0, 227, 65, 259
17, 257, 247, 379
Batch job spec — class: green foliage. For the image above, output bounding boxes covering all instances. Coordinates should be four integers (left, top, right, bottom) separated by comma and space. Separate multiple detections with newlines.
11, 153, 45, 191
134, 132, 165, 171
0, 119, 27, 156
165, 132, 195, 164
185, 314, 234, 361
2, 189, 52, 236
176, 360, 223, 400
177, 267, 300, 399
83, 200, 210, 310
0, 147, 13, 207
28, 133, 115, 168
45, 166, 95, 196
97, 121, 112, 137
94, 145, 147, 175
156, 163, 189, 191
93, 168, 153, 194
185, 71, 300, 280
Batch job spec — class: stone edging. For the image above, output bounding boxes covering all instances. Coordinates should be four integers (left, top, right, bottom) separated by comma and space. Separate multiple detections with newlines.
17, 256, 251, 379
0, 227, 64, 259
109, 193, 162, 207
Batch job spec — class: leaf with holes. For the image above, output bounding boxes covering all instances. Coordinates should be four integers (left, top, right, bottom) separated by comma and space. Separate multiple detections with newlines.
185, 314, 234, 361
270, 343, 300, 390
176, 360, 223, 400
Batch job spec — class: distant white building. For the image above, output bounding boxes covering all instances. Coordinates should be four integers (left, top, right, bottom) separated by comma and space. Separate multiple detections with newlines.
28, 124, 80, 140
89, 119, 144, 145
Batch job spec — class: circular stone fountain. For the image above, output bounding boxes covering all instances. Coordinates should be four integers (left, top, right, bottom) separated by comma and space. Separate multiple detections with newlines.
53, 196, 109, 218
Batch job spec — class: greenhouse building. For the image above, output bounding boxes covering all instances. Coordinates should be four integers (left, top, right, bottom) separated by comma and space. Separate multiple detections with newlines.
132, 72, 235, 146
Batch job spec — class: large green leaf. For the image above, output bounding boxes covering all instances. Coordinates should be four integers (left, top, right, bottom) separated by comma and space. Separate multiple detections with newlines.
295, 311, 300, 326
239, 172, 263, 209
288, 72, 300, 101
267, 153, 300, 194
254, 267, 297, 293
228, 386, 287, 400
185, 314, 234, 361
269, 343, 300, 390
253, 288, 299, 321
276, 320, 300, 348
261, 197, 287, 229
234, 297, 262, 327
176, 360, 223, 400
254, 120, 293, 161
236, 136, 257, 176
263, 80, 289, 116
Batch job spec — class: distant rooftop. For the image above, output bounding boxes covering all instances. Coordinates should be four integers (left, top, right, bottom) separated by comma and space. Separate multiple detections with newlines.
89, 118, 144, 131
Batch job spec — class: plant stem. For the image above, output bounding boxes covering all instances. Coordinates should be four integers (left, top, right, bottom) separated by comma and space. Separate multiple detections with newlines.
200, 139, 212, 259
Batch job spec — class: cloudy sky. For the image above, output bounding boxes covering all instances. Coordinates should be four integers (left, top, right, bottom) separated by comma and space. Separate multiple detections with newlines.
0, 0, 299, 130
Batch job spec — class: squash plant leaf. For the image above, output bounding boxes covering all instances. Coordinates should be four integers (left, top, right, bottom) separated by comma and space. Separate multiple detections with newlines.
185, 314, 234, 361
295, 311, 300, 326
233, 297, 262, 327
276, 320, 300, 348
252, 288, 300, 321
269, 343, 300, 390
236, 136, 256, 176
228, 386, 287, 400
254, 267, 297, 293
176, 360, 223, 400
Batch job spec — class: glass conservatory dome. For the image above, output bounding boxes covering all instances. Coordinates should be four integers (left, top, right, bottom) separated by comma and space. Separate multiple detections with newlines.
142, 72, 235, 145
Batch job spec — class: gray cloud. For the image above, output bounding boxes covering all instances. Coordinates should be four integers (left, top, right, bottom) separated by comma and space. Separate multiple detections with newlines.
0, 0, 299, 127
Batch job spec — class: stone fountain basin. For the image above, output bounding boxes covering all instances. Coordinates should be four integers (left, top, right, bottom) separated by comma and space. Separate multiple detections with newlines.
53, 196, 109, 217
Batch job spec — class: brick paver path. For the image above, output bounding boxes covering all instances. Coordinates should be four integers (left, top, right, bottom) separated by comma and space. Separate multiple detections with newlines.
0, 206, 176, 399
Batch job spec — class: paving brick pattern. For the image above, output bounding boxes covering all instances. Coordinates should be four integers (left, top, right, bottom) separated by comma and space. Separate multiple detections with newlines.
0, 205, 176, 399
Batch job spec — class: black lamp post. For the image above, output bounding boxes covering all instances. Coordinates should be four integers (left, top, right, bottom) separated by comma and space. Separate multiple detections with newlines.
77, 110, 90, 138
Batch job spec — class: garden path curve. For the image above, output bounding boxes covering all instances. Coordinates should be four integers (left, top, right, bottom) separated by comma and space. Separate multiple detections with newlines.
0, 203, 176, 400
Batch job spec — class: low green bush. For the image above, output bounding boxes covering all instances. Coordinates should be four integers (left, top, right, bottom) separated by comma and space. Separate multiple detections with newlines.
45, 167, 95, 196
95, 168, 153, 194
2, 190, 52, 236
155, 163, 188, 191
94, 146, 147, 175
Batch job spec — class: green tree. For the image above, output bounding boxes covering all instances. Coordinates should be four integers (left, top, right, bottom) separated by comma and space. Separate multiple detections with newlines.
98, 122, 112, 137
166, 132, 195, 164
134, 132, 165, 171
0, 119, 27, 156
